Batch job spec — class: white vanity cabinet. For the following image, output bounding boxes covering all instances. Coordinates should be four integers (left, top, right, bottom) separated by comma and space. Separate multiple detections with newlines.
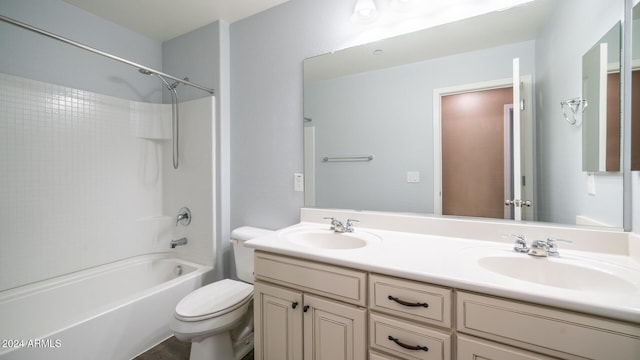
253, 251, 368, 360
368, 274, 453, 360
252, 250, 640, 360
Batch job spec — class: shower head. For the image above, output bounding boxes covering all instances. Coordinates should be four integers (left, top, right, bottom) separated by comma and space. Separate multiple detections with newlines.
139, 68, 181, 91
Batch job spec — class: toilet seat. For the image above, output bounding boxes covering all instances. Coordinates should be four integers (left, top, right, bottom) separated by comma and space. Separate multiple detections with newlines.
175, 279, 253, 322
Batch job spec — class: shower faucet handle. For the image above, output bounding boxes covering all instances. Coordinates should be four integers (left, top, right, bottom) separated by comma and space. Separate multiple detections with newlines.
177, 207, 191, 227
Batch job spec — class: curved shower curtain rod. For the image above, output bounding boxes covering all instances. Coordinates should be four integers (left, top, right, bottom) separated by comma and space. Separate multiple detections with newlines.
0, 14, 215, 95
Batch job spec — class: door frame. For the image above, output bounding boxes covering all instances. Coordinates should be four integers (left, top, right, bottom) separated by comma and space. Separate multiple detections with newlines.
433, 75, 534, 220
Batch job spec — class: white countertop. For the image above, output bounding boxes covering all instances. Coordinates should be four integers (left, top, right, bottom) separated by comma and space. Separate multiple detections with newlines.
246, 222, 640, 324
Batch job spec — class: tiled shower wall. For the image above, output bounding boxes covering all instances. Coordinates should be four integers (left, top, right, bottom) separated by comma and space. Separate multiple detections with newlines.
0, 73, 173, 291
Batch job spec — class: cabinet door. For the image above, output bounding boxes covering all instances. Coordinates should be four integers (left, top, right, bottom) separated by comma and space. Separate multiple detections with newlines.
254, 281, 303, 360
458, 334, 559, 360
303, 293, 367, 360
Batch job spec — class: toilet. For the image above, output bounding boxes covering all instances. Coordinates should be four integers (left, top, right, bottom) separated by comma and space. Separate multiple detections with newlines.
171, 226, 272, 360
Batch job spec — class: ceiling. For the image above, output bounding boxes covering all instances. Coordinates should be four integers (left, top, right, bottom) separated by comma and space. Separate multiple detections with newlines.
63, 0, 291, 41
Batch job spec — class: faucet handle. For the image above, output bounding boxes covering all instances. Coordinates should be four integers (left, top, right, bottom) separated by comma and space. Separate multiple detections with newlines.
323, 217, 341, 231
545, 237, 572, 256
504, 234, 529, 253
177, 207, 191, 227
345, 219, 359, 232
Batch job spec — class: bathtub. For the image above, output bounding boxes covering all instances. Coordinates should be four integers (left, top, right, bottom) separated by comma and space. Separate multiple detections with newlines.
0, 253, 214, 360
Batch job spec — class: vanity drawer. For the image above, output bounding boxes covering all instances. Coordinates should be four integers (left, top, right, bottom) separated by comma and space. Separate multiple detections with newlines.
369, 350, 403, 360
457, 334, 559, 360
253, 251, 367, 306
370, 273, 452, 328
370, 312, 451, 360
457, 291, 640, 360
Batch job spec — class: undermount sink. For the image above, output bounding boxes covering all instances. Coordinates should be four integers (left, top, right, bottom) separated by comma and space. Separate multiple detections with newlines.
281, 228, 382, 249
478, 255, 639, 293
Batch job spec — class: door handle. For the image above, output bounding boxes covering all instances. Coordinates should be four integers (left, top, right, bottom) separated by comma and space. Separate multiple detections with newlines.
505, 199, 532, 207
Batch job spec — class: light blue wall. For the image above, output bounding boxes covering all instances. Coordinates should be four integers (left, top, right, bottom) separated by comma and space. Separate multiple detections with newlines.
535, 0, 624, 227
163, 21, 231, 279
230, 0, 365, 230
162, 23, 219, 103
0, 0, 162, 102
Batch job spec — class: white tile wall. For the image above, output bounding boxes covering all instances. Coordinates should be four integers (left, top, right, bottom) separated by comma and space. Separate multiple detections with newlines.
0, 73, 176, 291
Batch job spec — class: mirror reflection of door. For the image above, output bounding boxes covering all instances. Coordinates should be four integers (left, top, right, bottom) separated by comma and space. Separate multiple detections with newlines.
606, 72, 621, 171
441, 88, 514, 219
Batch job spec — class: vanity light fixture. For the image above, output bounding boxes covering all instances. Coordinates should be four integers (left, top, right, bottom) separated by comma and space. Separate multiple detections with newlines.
351, 0, 378, 24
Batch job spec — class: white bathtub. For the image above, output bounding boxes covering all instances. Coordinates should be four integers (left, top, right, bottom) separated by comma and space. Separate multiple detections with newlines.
0, 253, 214, 360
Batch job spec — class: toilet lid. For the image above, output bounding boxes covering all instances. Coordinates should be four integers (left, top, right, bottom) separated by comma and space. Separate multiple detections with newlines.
175, 279, 253, 320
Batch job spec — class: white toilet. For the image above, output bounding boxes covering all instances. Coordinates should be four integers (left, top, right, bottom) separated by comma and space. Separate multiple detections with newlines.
171, 226, 272, 360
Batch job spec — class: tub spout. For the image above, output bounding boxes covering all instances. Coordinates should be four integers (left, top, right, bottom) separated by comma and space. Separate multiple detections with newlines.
170, 237, 187, 248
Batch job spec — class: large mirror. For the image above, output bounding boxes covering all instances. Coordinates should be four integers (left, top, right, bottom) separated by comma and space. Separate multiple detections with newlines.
303, 0, 626, 228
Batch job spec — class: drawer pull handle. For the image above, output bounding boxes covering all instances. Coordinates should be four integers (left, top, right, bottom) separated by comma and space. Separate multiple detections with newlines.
388, 295, 429, 308
387, 336, 429, 352
292, 302, 298, 309
303, 305, 310, 312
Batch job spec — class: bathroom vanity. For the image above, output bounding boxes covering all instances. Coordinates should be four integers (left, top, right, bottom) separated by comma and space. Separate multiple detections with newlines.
247, 209, 640, 360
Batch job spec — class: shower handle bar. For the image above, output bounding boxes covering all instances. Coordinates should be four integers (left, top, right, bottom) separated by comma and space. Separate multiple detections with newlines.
0, 15, 215, 95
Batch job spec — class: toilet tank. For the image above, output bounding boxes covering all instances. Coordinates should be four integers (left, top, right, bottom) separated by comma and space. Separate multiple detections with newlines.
231, 226, 273, 283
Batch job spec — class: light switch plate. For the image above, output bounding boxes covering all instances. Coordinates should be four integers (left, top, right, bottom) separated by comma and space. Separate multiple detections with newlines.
407, 171, 420, 183
587, 173, 596, 195
294, 173, 304, 192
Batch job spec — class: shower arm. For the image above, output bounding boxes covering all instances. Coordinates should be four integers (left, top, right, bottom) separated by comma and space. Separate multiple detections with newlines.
0, 14, 214, 95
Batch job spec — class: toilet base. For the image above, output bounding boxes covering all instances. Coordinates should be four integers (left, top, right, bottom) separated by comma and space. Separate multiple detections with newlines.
189, 331, 254, 360
190, 332, 233, 360
233, 332, 254, 360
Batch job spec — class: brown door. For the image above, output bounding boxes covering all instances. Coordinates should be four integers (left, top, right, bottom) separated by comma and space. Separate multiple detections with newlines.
606, 72, 620, 171
441, 87, 513, 219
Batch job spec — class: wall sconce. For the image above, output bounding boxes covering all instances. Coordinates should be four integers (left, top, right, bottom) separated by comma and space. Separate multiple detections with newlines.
351, 0, 378, 24
560, 97, 588, 126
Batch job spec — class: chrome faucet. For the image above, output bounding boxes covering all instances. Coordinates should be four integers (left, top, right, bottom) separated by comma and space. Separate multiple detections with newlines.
170, 237, 188, 248
528, 238, 572, 257
323, 217, 358, 233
